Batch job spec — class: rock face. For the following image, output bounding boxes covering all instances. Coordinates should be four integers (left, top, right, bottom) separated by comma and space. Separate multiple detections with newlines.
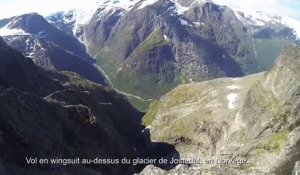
0, 13, 89, 59
140, 46, 300, 174
0, 37, 63, 96
47, 0, 298, 99
3, 35, 107, 85
0, 37, 156, 175
88, 1, 247, 99
293, 161, 300, 175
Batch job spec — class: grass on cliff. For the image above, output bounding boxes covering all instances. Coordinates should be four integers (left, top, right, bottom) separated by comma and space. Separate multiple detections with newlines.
63, 72, 98, 90
137, 29, 169, 54
127, 97, 152, 113
142, 100, 159, 126
262, 131, 288, 152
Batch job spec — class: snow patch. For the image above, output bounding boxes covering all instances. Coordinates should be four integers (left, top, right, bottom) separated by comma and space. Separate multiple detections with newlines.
99, 0, 141, 11
72, 9, 96, 26
193, 22, 205, 27
25, 38, 34, 57
137, 0, 190, 14
227, 93, 237, 109
227, 85, 241, 90
138, 0, 159, 9
70, 9, 97, 39
193, 22, 201, 26
233, 9, 300, 38
0, 27, 29, 36
232, 78, 240, 82
163, 34, 168, 40
172, 0, 189, 15
179, 18, 189, 25
280, 16, 300, 38
234, 10, 273, 27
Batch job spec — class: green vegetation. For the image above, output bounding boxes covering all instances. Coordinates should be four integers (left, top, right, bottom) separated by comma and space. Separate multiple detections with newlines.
178, 73, 190, 84
262, 131, 288, 152
168, 88, 191, 107
250, 82, 283, 112
166, 83, 210, 107
240, 131, 248, 143
142, 100, 159, 126
110, 27, 135, 56
138, 29, 169, 54
110, 64, 182, 99
127, 97, 152, 113
63, 72, 98, 90
95, 28, 180, 100
254, 38, 291, 70
173, 123, 191, 138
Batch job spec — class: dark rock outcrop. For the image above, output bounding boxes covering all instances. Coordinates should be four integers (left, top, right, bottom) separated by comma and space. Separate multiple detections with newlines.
3, 35, 107, 85
0, 37, 177, 175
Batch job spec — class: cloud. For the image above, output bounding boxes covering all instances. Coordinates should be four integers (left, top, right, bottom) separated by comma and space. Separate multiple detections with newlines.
213, 0, 300, 20
0, 0, 98, 19
277, 0, 300, 19
0, 0, 300, 21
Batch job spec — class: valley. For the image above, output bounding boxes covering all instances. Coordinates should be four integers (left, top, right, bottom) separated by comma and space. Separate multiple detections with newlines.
0, 0, 299, 174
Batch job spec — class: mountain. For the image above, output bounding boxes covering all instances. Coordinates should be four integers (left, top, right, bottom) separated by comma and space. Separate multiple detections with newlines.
0, 13, 89, 59
139, 46, 300, 174
3, 35, 107, 85
0, 13, 107, 85
0, 37, 63, 96
46, 0, 299, 100
0, 37, 180, 175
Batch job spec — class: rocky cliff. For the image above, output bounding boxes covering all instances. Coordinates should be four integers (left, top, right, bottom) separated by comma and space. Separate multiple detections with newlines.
140, 46, 300, 175
0, 37, 152, 175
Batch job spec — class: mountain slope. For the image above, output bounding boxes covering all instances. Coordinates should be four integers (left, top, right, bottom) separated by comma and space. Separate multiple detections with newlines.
0, 13, 90, 60
3, 35, 107, 85
90, 0, 246, 99
0, 37, 63, 96
140, 46, 300, 174
0, 37, 148, 175
0, 13, 108, 85
46, 0, 298, 100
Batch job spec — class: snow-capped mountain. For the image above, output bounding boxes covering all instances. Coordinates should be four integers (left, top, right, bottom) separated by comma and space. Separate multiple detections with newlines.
46, 0, 211, 42
46, 0, 142, 42
1, 0, 300, 99
212, 0, 300, 39
46, 0, 300, 41
234, 10, 300, 39
0, 13, 107, 85
42, 0, 300, 99
0, 13, 92, 59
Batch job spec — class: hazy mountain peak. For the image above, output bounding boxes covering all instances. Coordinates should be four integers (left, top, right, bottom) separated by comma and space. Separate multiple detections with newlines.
212, 1, 300, 38
98, 0, 141, 11
0, 13, 52, 37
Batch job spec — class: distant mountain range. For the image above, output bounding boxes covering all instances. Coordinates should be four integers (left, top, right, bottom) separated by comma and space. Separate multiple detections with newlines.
0, 0, 299, 107
0, 1, 300, 175
46, 0, 300, 99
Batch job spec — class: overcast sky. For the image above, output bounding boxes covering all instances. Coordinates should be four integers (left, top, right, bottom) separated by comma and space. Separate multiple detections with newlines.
0, 0, 98, 19
0, 0, 300, 20
214, 0, 300, 20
